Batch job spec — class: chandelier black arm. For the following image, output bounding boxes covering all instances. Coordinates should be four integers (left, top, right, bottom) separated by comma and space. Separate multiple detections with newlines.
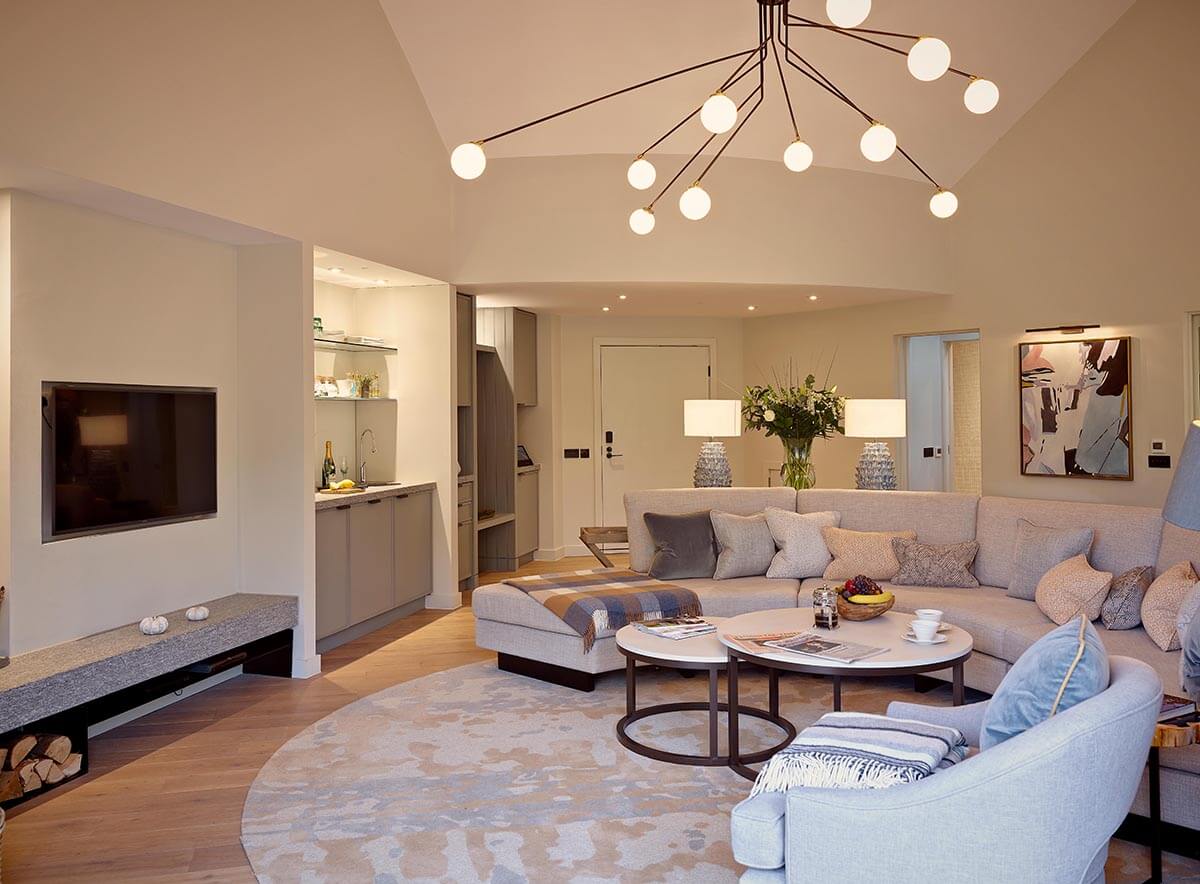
476, 47, 763, 145
787, 16, 975, 79
648, 86, 763, 209
641, 54, 764, 156
783, 45, 942, 188
696, 91, 764, 184
770, 37, 799, 138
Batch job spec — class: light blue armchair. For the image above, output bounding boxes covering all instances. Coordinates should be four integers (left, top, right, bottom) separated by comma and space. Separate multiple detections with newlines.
731, 656, 1162, 884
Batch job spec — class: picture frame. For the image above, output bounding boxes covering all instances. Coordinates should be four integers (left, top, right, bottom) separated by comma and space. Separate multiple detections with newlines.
1018, 336, 1132, 480
516, 444, 534, 467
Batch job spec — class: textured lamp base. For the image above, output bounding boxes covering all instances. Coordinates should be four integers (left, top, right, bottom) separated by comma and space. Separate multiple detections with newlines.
693, 441, 732, 488
855, 441, 897, 490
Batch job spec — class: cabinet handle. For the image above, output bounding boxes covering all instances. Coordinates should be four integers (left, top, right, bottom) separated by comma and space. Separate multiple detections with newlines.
396, 494, 409, 500
368, 498, 383, 505
336, 505, 352, 511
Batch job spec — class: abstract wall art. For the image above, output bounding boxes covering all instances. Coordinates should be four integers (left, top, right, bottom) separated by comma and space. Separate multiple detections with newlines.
1019, 337, 1132, 480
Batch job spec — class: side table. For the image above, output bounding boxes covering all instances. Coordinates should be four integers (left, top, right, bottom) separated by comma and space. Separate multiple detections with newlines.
1144, 717, 1199, 884
579, 526, 627, 568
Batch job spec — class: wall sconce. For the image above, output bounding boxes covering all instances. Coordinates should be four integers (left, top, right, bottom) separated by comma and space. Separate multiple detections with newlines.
1024, 324, 1101, 335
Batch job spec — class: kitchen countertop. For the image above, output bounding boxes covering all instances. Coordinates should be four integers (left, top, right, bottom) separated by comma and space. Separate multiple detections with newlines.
314, 481, 437, 510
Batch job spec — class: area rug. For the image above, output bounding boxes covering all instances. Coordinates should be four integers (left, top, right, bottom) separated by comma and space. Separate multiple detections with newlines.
241, 661, 1176, 883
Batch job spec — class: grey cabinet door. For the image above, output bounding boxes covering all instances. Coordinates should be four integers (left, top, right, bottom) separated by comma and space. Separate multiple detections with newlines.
395, 491, 434, 605
315, 507, 351, 639
349, 498, 396, 623
515, 470, 539, 557
456, 294, 473, 406
513, 308, 538, 406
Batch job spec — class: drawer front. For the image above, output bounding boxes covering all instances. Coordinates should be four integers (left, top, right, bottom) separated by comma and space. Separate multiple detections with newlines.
457, 480, 474, 504
457, 501, 474, 525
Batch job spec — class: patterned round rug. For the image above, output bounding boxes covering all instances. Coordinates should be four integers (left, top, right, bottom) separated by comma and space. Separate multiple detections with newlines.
241, 660, 918, 882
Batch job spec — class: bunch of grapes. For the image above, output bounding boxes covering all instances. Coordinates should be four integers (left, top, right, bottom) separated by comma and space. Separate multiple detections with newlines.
840, 575, 881, 600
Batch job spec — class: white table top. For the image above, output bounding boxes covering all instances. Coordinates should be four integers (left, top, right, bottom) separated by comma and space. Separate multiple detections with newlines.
615, 617, 729, 664
717, 609, 973, 670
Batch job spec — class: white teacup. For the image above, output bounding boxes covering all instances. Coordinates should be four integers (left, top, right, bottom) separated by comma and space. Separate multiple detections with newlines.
915, 608, 943, 624
911, 619, 940, 642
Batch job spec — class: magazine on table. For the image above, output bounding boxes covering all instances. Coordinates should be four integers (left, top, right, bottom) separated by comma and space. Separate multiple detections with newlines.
723, 631, 807, 655
1159, 694, 1197, 723
763, 632, 888, 664
634, 617, 716, 640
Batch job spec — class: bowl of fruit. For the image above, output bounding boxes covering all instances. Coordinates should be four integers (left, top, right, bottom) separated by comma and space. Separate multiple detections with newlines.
836, 575, 895, 621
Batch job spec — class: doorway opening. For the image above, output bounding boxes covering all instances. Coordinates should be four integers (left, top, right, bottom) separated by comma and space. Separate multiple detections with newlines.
594, 341, 714, 525
902, 332, 982, 494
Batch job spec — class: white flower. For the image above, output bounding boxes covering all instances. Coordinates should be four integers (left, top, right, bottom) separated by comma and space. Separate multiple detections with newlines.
763, 409, 776, 422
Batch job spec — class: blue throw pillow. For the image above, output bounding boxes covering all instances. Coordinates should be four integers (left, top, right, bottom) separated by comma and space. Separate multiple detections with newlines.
980, 616, 1110, 750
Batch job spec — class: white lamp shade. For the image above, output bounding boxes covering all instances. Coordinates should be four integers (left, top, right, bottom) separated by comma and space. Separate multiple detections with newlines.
684, 400, 742, 438
845, 399, 907, 438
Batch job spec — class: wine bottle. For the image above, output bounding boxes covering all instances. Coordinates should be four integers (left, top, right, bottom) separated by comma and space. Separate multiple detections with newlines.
322, 440, 336, 488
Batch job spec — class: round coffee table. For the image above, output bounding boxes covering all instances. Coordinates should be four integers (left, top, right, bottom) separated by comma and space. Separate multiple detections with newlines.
615, 618, 796, 767
718, 608, 973, 779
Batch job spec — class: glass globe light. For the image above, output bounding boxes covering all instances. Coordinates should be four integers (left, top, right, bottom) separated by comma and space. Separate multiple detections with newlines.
859, 123, 897, 162
627, 157, 656, 190
700, 93, 738, 134
629, 207, 656, 235
678, 185, 712, 221
907, 37, 951, 82
826, 0, 871, 28
929, 189, 959, 219
783, 139, 814, 173
450, 142, 487, 180
964, 78, 1000, 114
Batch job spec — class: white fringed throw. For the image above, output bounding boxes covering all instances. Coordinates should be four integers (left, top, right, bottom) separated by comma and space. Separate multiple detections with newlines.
749, 711, 968, 797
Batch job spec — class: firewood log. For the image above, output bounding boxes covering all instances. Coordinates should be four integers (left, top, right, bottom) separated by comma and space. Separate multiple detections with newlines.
2, 735, 36, 770
0, 771, 21, 801
34, 734, 71, 765
32, 757, 54, 782
41, 761, 65, 785
15, 759, 42, 792
61, 753, 82, 779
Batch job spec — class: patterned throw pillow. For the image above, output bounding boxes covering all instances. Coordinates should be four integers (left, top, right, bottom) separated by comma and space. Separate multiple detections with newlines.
1006, 520, 1095, 601
822, 527, 917, 581
1142, 560, 1200, 651
891, 538, 980, 588
764, 508, 840, 579
711, 511, 777, 580
1100, 565, 1154, 630
1034, 555, 1113, 625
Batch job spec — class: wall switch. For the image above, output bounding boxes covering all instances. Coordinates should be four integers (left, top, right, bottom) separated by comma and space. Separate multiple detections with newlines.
1151, 439, 1167, 453
580, 449, 590, 458
1149, 454, 1172, 469
923, 447, 935, 458
564, 448, 580, 459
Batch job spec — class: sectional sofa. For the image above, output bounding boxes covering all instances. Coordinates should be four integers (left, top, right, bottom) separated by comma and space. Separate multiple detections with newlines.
472, 487, 1200, 831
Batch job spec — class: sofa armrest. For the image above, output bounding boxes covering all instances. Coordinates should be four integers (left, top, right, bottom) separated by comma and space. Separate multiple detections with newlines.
886, 699, 990, 746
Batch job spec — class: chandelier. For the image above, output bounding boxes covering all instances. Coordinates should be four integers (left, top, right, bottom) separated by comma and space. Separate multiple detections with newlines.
449, 0, 999, 233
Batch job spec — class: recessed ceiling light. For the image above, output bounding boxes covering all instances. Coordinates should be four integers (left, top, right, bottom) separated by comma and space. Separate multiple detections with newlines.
618, 294, 628, 300
602, 306, 611, 312
329, 267, 344, 274
747, 305, 757, 311
374, 278, 387, 285
808, 294, 819, 301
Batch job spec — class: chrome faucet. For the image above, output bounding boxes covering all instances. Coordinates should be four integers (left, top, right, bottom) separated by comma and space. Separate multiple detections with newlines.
358, 428, 377, 486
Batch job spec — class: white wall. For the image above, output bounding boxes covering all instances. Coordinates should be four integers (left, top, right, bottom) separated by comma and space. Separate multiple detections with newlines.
6, 192, 241, 655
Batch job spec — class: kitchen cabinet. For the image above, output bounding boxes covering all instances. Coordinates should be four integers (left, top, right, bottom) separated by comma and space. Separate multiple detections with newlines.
394, 492, 433, 606
349, 498, 395, 623
315, 507, 351, 639
513, 308, 538, 406
516, 468, 539, 557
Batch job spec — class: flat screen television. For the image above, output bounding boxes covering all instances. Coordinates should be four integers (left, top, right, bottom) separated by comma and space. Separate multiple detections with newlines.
42, 382, 217, 541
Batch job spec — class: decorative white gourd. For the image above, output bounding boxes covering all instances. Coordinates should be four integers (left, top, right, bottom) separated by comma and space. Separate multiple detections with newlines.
139, 615, 168, 636
186, 605, 210, 622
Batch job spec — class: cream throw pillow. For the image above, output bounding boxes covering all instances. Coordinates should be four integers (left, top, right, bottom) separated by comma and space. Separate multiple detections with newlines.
822, 527, 916, 581
764, 508, 840, 579
1142, 561, 1200, 651
1034, 555, 1113, 626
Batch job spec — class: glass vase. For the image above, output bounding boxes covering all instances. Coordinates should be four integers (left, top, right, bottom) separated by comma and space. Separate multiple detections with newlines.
780, 437, 816, 490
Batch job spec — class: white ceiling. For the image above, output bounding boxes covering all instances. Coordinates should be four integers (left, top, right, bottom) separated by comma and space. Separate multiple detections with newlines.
382, 0, 1135, 184
313, 247, 444, 288
472, 281, 938, 318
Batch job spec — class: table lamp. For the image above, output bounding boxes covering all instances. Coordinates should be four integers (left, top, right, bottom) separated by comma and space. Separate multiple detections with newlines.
684, 400, 741, 487
1164, 420, 1200, 530
844, 399, 906, 490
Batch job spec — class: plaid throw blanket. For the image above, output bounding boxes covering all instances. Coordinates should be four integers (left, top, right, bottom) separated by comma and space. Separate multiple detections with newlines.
502, 568, 701, 653
750, 711, 968, 797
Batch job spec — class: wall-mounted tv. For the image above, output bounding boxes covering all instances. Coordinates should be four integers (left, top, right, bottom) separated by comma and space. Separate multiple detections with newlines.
42, 382, 217, 541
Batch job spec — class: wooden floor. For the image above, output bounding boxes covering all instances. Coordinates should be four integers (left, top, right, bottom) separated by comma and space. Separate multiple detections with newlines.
3, 556, 606, 882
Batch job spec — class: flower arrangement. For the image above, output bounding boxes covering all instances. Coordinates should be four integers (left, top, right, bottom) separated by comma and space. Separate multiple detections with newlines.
347, 370, 380, 399
742, 366, 845, 489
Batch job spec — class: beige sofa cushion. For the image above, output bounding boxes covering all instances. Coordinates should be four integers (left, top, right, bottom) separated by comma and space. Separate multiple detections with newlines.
1156, 521, 1200, 575
822, 527, 915, 581
1034, 555, 1113, 625
798, 489, 978, 544
670, 577, 802, 617
975, 496, 1162, 590
624, 488, 797, 573
1142, 561, 1199, 651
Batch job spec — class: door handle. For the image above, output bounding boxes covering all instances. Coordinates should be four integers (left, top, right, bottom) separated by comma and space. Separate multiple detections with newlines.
606, 446, 623, 459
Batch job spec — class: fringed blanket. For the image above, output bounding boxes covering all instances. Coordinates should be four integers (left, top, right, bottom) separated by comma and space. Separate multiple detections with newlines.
750, 711, 968, 797
502, 568, 701, 653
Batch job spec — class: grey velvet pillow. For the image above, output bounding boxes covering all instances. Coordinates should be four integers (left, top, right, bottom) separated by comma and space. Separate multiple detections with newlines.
711, 511, 777, 580
1100, 565, 1154, 630
891, 538, 980, 588
644, 511, 717, 580
1006, 519, 1095, 601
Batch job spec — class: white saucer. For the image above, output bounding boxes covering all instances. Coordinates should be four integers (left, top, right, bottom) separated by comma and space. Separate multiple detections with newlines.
903, 632, 948, 645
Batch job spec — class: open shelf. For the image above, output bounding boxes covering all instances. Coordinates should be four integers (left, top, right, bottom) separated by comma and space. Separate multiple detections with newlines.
315, 396, 397, 402
475, 343, 498, 354
476, 512, 515, 531
314, 337, 397, 354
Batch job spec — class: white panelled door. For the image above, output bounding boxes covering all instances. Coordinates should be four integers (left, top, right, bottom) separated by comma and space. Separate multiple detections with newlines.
599, 345, 711, 526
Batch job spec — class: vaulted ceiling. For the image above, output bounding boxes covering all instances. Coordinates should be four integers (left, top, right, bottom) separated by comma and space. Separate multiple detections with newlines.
382, 0, 1135, 184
